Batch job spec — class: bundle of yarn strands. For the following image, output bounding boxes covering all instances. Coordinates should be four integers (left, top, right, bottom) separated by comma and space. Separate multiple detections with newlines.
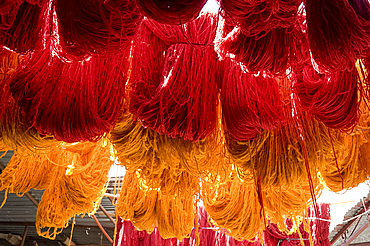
1, 0, 370, 244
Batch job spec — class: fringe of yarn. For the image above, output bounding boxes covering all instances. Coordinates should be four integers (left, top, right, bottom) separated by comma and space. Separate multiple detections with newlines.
36, 139, 113, 239
54, 0, 142, 59
9, 47, 127, 143
116, 171, 195, 240
220, 58, 285, 141
305, 0, 370, 71
292, 64, 360, 131
136, 0, 207, 25
0, 1, 46, 53
0, 148, 57, 208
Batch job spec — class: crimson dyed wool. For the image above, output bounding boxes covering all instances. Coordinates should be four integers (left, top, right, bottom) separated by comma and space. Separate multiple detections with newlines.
218, 0, 301, 37
0, 1, 46, 54
292, 64, 359, 131
9, 48, 127, 143
54, 0, 141, 59
215, 17, 306, 75
305, 0, 370, 71
136, 0, 207, 25
129, 14, 219, 141
220, 59, 284, 141
114, 204, 330, 245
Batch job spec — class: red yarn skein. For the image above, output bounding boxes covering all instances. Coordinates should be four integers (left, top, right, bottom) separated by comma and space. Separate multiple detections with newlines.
129, 14, 219, 141
9, 48, 128, 143
218, 0, 301, 37
305, 0, 370, 71
220, 59, 284, 141
292, 64, 360, 131
55, 0, 142, 59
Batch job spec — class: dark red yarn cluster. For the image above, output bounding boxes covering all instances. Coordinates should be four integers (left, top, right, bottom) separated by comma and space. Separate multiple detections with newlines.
305, 0, 370, 71
220, 59, 284, 141
9, 48, 127, 143
292, 64, 360, 132
136, 0, 208, 25
55, 0, 142, 59
0, 1, 46, 53
129, 14, 219, 141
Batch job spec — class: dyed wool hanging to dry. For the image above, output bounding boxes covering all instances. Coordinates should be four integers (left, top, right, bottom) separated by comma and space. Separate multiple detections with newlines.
54, 0, 142, 59
129, 14, 218, 141
215, 16, 306, 75
0, 94, 58, 151
220, 58, 284, 141
9, 48, 127, 143
136, 0, 207, 25
114, 203, 330, 246
318, 130, 369, 192
225, 109, 324, 188
0, 1, 46, 53
110, 112, 213, 182
202, 174, 265, 240
292, 64, 360, 131
36, 140, 113, 239
0, 147, 58, 208
0, 49, 56, 151
305, 0, 370, 71
116, 171, 195, 241
218, 0, 301, 36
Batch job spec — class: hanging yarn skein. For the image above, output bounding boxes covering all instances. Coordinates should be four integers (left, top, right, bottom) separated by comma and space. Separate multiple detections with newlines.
0, 49, 56, 151
36, 140, 113, 240
215, 16, 306, 75
0, 94, 58, 151
220, 58, 284, 141
54, 0, 142, 59
116, 171, 195, 240
202, 174, 265, 240
110, 112, 215, 180
292, 64, 360, 131
129, 14, 219, 141
0, 1, 46, 53
218, 0, 301, 36
9, 47, 127, 143
305, 0, 370, 71
135, 0, 207, 25
0, 148, 58, 208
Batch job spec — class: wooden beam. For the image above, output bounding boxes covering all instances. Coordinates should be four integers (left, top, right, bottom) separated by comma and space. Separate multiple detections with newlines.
91, 214, 113, 244
20, 226, 28, 246
350, 242, 370, 246
99, 204, 115, 225
343, 221, 369, 246
0, 221, 115, 229
331, 200, 370, 245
